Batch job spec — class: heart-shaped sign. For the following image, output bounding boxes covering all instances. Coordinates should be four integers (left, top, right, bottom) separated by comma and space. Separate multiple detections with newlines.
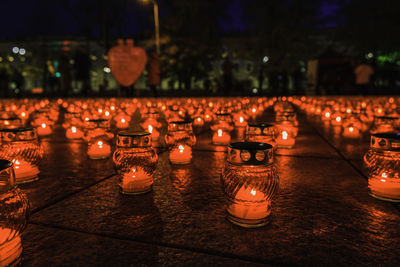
108, 39, 147, 87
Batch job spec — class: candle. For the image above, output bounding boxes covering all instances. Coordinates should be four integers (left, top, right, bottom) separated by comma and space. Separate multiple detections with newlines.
369, 173, 400, 201
120, 167, 153, 194
368, 172, 400, 202
212, 129, 231, 145
276, 130, 295, 148
227, 187, 271, 221
36, 123, 52, 137
342, 126, 360, 139
331, 116, 342, 126
66, 126, 83, 140
116, 118, 129, 129
0, 229, 22, 267
234, 116, 247, 128
169, 145, 192, 164
193, 117, 204, 127
147, 125, 160, 142
12, 159, 40, 183
87, 140, 111, 159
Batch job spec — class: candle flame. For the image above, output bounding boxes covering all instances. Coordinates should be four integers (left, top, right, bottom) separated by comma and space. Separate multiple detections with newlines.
21, 112, 26, 117
346, 108, 351, 113
111, 106, 115, 110
148, 125, 153, 133
218, 129, 222, 137
71, 126, 77, 133
121, 118, 126, 123
336, 116, 341, 122
382, 172, 387, 178
13, 159, 20, 168
197, 117, 201, 122
239, 116, 244, 123
349, 127, 354, 132
4, 120, 9, 125
251, 189, 256, 196
85, 117, 89, 121
97, 141, 103, 148
41, 123, 46, 128
98, 108, 103, 113
282, 131, 288, 140
131, 168, 136, 178
325, 112, 330, 118
178, 145, 184, 153
105, 111, 110, 116
252, 108, 256, 113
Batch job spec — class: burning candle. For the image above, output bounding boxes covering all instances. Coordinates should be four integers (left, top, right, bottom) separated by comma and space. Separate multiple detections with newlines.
12, 159, 40, 183
193, 117, 204, 127
147, 125, 160, 142
120, 167, 153, 195
276, 127, 296, 148
87, 140, 111, 159
234, 115, 247, 128
212, 129, 231, 145
169, 145, 192, 164
369, 172, 400, 201
113, 131, 158, 195
221, 142, 279, 228
116, 118, 129, 129
66, 126, 83, 140
227, 187, 271, 222
342, 126, 360, 139
36, 123, 52, 137
364, 133, 400, 202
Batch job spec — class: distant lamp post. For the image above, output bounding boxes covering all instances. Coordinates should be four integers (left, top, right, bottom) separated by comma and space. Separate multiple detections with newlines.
140, 0, 160, 54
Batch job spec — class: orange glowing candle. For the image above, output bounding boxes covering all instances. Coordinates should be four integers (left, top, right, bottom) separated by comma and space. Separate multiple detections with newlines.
12, 159, 40, 183
276, 130, 295, 148
36, 123, 52, 137
116, 118, 129, 129
169, 145, 192, 164
87, 140, 111, 159
120, 167, 153, 194
369, 172, 400, 201
147, 125, 160, 142
193, 117, 204, 127
342, 126, 360, 139
234, 116, 247, 128
227, 187, 271, 221
66, 126, 83, 139
212, 129, 231, 145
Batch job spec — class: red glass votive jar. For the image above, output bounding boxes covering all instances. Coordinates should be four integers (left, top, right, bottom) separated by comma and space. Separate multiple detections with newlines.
84, 119, 113, 160
364, 133, 400, 202
0, 128, 44, 183
113, 132, 158, 195
245, 123, 276, 149
165, 121, 196, 164
0, 159, 29, 267
221, 142, 279, 228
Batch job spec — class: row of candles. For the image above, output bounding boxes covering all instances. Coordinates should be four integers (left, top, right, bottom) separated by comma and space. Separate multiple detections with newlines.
292, 96, 400, 203
1, 95, 399, 266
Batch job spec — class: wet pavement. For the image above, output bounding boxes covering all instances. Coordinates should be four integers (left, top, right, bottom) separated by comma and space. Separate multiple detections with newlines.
19, 109, 400, 266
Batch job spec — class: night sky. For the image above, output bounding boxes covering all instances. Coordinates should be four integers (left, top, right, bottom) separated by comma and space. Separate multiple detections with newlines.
0, 0, 338, 40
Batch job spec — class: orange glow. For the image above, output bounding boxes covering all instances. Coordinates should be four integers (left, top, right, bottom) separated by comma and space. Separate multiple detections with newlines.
148, 125, 153, 133
336, 116, 341, 122
325, 112, 330, 118
349, 127, 354, 132
87, 140, 111, 159
169, 144, 192, 164
71, 126, 77, 133
239, 116, 244, 123
282, 131, 288, 140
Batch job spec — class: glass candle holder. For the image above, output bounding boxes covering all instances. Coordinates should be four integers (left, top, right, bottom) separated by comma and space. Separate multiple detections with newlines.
220, 142, 279, 228
370, 116, 398, 134
364, 133, 400, 202
0, 118, 23, 130
0, 128, 44, 183
275, 111, 299, 136
211, 113, 234, 146
84, 119, 113, 160
113, 132, 158, 195
165, 121, 196, 164
0, 159, 29, 267
245, 123, 276, 149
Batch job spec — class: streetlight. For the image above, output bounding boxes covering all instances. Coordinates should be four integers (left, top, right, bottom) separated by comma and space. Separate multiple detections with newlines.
141, 0, 160, 54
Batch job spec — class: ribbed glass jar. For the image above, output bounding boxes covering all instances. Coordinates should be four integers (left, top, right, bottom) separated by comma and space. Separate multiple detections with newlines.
0, 159, 29, 266
0, 128, 43, 184
245, 123, 276, 149
113, 132, 158, 195
220, 142, 279, 228
165, 121, 196, 164
211, 113, 234, 146
364, 133, 400, 202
